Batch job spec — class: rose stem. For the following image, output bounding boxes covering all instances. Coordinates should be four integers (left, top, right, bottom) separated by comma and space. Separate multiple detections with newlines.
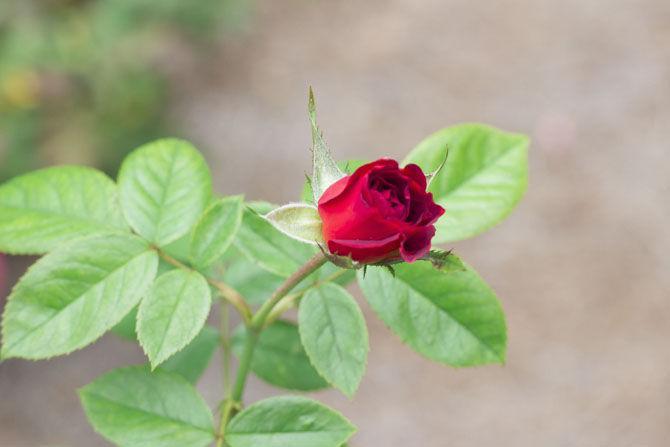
215, 252, 328, 446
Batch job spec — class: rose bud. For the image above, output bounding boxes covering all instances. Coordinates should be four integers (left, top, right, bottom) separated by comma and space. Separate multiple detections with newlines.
317, 159, 445, 264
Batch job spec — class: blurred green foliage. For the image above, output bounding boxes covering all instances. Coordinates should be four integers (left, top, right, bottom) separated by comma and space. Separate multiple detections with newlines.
0, 0, 249, 181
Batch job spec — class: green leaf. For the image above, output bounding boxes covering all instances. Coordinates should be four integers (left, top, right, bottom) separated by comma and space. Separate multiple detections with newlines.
138, 269, 212, 368
118, 138, 212, 246
265, 203, 323, 244
160, 325, 219, 384
223, 254, 354, 307
222, 258, 285, 306
190, 195, 244, 268
1, 235, 158, 359
79, 366, 214, 447
233, 207, 316, 278
403, 124, 529, 243
308, 88, 345, 203
112, 306, 139, 341
225, 395, 355, 447
228, 205, 353, 301
299, 283, 368, 397
161, 232, 193, 264
301, 160, 367, 204
357, 260, 507, 366
113, 313, 218, 384
0, 166, 128, 255
232, 320, 329, 391
246, 200, 277, 214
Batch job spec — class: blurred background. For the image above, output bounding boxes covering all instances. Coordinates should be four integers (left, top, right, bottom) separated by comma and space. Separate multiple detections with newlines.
1, 0, 669, 445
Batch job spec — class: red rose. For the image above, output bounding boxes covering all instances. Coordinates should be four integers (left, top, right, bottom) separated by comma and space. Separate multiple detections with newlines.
317, 159, 445, 264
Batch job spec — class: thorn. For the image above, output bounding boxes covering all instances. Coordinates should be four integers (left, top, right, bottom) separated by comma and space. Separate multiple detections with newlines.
362, 265, 368, 278
426, 144, 450, 187
316, 242, 328, 256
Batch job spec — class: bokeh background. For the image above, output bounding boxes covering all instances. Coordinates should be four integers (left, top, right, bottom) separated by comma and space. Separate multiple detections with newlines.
1, 0, 669, 445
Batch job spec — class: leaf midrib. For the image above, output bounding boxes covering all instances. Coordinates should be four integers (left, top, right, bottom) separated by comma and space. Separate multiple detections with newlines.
318, 288, 347, 374
83, 390, 213, 434
235, 214, 309, 274
150, 148, 181, 241
3, 248, 151, 354
252, 340, 310, 363
432, 134, 524, 201
0, 203, 121, 230
395, 274, 504, 361
154, 274, 193, 362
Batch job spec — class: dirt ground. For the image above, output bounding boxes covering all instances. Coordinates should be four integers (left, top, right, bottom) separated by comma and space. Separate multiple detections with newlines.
2, 0, 670, 445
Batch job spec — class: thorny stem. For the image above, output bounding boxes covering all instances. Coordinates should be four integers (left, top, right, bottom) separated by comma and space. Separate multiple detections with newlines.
215, 252, 328, 445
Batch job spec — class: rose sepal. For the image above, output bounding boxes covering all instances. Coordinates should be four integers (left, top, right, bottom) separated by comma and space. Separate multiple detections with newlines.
264, 202, 324, 245
316, 243, 364, 270
308, 88, 345, 203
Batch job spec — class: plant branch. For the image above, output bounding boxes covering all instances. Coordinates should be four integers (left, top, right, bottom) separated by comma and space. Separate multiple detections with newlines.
251, 252, 328, 330
207, 277, 252, 324
215, 252, 328, 444
263, 267, 349, 327
155, 248, 252, 324
220, 302, 232, 396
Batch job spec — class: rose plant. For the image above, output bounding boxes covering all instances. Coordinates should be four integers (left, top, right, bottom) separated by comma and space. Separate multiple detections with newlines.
0, 90, 528, 446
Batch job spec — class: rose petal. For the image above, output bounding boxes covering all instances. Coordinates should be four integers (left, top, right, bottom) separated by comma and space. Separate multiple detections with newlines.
318, 157, 443, 265
399, 226, 436, 262
318, 158, 398, 208
328, 233, 401, 263
317, 175, 349, 204
401, 163, 427, 190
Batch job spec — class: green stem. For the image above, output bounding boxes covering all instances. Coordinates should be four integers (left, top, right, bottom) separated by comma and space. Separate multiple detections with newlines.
215, 330, 253, 447
215, 252, 328, 444
263, 267, 349, 328
230, 329, 258, 402
207, 277, 252, 325
155, 248, 252, 324
220, 301, 232, 396
251, 252, 328, 330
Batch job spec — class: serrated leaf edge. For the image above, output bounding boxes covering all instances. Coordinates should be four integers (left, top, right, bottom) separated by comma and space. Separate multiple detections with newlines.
137, 270, 212, 369
1, 243, 158, 361
357, 263, 507, 366
230, 320, 331, 392
308, 87, 345, 203
189, 194, 244, 268
78, 365, 216, 441
226, 395, 356, 444
298, 283, 369, 399
0, 165, 130, 255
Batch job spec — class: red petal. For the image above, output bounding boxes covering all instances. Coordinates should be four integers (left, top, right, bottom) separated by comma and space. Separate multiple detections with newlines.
328, 234, 401, 263
401, 163, 427, 190
399, 226, 435, 262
